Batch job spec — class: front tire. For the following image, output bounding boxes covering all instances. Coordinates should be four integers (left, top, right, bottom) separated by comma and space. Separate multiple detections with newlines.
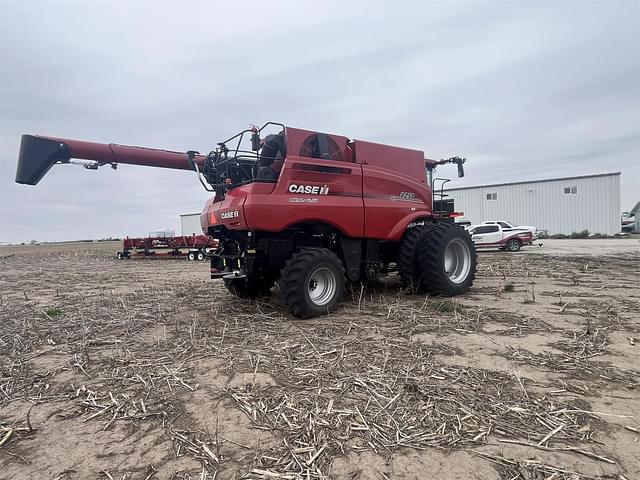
188, 252, 196, 261
279, 248, 346, 318
417, 223, 476, 295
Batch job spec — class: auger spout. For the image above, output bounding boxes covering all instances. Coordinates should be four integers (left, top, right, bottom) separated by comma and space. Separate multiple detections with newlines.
15, 134, 207, 185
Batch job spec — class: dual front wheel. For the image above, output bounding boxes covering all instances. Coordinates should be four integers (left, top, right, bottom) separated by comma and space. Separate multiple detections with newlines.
399, 223, 477, 295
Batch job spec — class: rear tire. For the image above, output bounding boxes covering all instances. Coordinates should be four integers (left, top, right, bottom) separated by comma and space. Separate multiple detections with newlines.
417, 223, 476, 295
398, 224, 433, 292
197, 251, 205, 261
188, 252, 196, 261
279, 248, 346, 318
506, 239, 521, 252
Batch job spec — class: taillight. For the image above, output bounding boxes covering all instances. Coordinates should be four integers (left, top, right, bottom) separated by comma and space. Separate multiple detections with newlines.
209, 211, 217, 225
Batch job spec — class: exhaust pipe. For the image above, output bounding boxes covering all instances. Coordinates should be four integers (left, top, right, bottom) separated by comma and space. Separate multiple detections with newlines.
16, 135, 70, 185
15, 135, 207, 186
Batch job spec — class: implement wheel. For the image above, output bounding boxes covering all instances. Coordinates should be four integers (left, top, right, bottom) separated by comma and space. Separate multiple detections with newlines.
417, 223, 476, 295
398, 224, 433, 292
279, 248, 346, 318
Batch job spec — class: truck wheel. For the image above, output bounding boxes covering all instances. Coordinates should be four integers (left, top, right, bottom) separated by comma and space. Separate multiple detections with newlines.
279, 248, 346, 318
197, 251, 205, 261
398, 224, 433, 292
188, 252, 196, 261
224, 275, 273, 298
417, 223, 476, 295
506, 239, 521, 252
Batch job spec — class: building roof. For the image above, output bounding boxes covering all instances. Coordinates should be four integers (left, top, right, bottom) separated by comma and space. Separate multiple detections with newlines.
445, 172, 620, 192
180, 213, 201, 217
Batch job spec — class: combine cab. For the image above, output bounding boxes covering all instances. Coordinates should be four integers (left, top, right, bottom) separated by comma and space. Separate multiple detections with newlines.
16, 122, 476, 317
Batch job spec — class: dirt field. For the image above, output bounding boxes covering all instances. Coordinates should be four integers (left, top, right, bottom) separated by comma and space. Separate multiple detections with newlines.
1, 240, 638, 479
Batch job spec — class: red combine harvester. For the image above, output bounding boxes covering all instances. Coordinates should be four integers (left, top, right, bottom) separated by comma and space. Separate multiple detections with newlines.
118, 234, 217, 261
16, 122, 476, 318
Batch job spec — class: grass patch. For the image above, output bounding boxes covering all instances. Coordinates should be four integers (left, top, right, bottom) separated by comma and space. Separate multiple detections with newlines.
503, 283, 515, 292
44, 307, 64, 318
433, 301, 462, 313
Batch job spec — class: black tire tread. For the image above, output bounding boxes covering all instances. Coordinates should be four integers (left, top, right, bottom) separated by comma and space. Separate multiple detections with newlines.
398, 224, 433, 291
417, 223, 477, 295
279, 248, 346, 318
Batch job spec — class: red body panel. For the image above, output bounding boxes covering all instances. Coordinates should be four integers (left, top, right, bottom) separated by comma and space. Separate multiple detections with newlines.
352, 140, 427, 183
354, 141, 431, 240
206, 156, 365, 237
202, 136, 435, 241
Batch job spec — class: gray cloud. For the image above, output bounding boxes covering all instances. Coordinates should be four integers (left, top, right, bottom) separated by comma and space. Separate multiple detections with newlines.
1, 0, 638, 242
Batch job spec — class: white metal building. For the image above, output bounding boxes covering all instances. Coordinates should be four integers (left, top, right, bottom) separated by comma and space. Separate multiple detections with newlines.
180, 213, 202, 236
445, 172, 621, 235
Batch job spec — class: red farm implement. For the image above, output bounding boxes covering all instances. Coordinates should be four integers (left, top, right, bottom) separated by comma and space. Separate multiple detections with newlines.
117, 234, 218, 261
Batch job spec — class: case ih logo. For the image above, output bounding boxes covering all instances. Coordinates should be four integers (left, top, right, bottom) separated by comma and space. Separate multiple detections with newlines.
220, 210, 239, 219
288, 184, 329, 195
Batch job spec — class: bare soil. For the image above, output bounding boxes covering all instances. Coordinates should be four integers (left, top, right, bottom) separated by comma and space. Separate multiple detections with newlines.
1, 241, 638, 479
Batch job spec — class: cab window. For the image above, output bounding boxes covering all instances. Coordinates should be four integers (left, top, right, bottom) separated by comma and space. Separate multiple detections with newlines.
472, 225, 499, 234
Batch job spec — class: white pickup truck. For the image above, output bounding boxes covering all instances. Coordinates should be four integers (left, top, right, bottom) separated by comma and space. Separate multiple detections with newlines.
482, 220, 537, 237
468, 223, 534, 252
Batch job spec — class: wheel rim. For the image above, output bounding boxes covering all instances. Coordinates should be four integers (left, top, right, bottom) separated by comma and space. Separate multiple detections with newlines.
444, 239, 472, 284
508, 241, 518, 251
307, 267, 337, 306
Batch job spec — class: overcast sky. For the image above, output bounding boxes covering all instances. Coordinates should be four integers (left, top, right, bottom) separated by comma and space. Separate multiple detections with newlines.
1, 0, 638, 243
